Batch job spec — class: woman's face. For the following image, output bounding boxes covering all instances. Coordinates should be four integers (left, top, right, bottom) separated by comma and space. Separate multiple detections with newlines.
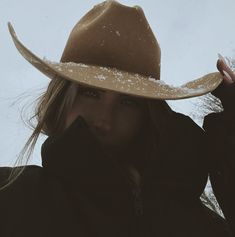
65, 85, 148, 151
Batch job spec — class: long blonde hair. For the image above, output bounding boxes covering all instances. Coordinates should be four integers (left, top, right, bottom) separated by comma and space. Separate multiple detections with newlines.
1, 76, 172, 190
1, 76, 78, 189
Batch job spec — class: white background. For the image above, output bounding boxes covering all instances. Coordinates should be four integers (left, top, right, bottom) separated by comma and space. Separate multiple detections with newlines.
0, 0, 235, 166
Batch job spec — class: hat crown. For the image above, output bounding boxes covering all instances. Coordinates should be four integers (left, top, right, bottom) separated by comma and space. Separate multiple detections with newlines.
61, 0, 161, 79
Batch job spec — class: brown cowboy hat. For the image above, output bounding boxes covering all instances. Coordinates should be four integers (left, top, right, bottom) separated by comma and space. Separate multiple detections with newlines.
8, 0, 222, 100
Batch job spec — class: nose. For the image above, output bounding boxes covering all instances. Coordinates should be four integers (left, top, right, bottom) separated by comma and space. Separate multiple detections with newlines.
92, 106, 113, 135
93, 119, 112, 136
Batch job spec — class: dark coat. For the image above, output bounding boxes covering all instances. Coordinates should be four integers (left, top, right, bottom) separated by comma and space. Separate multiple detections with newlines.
0, 84, 235, 237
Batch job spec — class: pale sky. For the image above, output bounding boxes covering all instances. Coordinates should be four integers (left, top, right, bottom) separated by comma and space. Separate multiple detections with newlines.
0, 0, 235, 166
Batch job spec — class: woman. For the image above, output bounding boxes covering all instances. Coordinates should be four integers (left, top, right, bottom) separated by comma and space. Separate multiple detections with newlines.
1, 1, 235, 236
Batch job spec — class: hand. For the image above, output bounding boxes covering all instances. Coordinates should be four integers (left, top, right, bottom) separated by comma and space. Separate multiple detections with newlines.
212, 54, 235, 113
217, 54, 235, 86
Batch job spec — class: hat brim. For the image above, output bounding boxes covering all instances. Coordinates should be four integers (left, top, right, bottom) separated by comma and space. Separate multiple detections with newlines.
8, 22, 223, 100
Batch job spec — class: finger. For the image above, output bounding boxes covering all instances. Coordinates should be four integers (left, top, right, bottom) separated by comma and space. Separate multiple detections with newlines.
216, 59, 234, 85
223, 71, 234, 84
217, 56, 235, 82
222, 74, 234, 85
217, 59, 225, 75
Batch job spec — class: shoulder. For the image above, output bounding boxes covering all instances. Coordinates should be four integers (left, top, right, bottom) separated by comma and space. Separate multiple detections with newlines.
0, 165, 43, 194
0, 164, 42, 175
0, 165, 46, 221
166, 111, 209, 167
161, 111, 208, 161
170, 111, 205, 139
203, 112, 227, 132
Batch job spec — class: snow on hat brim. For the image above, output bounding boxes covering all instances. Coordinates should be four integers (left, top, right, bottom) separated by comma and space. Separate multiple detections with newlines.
8, 22, 222, 100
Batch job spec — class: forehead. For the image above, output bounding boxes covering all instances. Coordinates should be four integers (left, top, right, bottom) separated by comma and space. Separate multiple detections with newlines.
77, 84, 143, 100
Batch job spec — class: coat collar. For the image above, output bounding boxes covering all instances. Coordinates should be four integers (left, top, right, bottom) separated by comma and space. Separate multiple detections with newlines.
41, 116, 136, 218
41, 114, 209, 205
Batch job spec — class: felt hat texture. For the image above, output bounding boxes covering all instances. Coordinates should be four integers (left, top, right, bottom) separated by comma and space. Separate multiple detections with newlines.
8, 0, 222, 100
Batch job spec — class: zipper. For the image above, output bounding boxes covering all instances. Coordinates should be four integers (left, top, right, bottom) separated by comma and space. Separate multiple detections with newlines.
132, 184, 143, 216
117, 164, 144, 217
128, 165, 144, 217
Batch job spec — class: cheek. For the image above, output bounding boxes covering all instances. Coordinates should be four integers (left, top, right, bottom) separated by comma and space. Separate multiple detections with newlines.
115, 109, 146, 140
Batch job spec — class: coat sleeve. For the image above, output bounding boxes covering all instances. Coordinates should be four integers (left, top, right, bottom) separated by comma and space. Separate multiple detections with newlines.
0, 167, 12, 187
0, 166, 43, 188
203, 83, 235, 234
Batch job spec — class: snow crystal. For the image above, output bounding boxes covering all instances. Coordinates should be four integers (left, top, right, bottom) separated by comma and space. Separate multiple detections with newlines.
99, 66, 109, 71
43, 58, 59, 65
116, 30, 121, 36
148, 77, 161, 84
100, 40, 105, 46
181, 87, 205, 94
43, 58, 90, 69
78, 63, 89, 68
95, 75, 106, 81
114, 71, 123, 77
56, 67, 62, 71
64, 62, 88, 68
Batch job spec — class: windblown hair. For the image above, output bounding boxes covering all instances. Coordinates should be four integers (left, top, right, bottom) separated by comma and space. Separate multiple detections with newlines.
1, 76, 173, 190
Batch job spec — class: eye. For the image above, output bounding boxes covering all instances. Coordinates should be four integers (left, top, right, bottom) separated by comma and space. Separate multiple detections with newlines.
121, 97, 139, 107
80, 89, 100, 99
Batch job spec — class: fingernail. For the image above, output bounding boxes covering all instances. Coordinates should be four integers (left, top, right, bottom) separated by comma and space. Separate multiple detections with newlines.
223, 70, 233, 82
218, 53, 227, 64
218, 53, 223, 59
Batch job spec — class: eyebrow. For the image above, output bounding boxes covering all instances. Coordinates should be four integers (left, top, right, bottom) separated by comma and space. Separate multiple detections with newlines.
98, 89, 138, 99
79, 85, 136, 99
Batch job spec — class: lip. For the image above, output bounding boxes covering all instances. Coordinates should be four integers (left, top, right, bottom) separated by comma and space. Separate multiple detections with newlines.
90, 128, 108, 141
90, 125, 109, 135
